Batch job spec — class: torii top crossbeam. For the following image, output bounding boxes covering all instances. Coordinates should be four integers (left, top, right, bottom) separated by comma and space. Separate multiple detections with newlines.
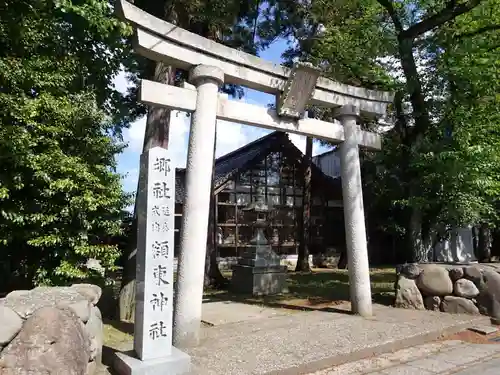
116, 0, 393, 119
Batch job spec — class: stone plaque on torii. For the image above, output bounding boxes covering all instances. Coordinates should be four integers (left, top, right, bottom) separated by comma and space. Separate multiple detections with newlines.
115, 0, 394, 373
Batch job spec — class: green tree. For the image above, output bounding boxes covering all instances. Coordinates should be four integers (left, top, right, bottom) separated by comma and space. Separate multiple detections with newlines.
265, 0, 500, 262
0, 0, 136, 289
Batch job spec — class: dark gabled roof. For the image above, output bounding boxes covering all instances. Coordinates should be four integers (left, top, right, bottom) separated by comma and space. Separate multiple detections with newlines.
175, 131, 342, 204
175, 131, 287, 203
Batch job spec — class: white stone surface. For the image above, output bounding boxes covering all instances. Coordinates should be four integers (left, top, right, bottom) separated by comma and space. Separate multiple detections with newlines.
201, 301, 291, 326
173, 65, 224, 349
337, 105, 372, 317
139, 79, 382, 150
469, 325, 499, 335
0, 305, 23, 345
434, 226, 477, 263
134, 147, 175, 361
115, 347, 190, 375
456, 226, 477, 262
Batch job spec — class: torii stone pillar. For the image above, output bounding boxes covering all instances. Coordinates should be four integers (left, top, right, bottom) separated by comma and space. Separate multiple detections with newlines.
173, 65, 224, 348
336, 105, 372, 317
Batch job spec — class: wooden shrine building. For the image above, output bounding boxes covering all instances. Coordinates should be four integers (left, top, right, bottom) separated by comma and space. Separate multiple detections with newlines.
174, 131, 345, 258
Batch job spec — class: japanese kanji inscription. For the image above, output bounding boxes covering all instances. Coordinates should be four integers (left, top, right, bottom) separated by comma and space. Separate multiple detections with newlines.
134, 147, 175, 360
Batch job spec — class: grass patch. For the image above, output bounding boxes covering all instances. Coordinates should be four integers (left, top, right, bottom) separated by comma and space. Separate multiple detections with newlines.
103, 320, 133, 351
205, 267, 396, 308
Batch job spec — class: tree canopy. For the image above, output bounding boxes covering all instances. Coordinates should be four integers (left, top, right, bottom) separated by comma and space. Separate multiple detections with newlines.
0, 0, 136, 288
262, 0, 500, 261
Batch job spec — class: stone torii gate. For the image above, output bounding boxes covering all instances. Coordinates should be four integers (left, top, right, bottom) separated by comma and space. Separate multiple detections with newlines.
116, 0, 393, 372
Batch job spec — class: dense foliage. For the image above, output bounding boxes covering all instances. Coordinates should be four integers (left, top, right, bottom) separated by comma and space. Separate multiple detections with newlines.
0, 0, 135, 289
262, 0, 500, 261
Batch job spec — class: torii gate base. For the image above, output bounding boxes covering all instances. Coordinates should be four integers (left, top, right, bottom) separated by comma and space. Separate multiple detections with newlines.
115, 347, 190, 375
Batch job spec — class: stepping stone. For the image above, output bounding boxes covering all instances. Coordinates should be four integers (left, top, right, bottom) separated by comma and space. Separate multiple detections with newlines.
469, 325, 499, 335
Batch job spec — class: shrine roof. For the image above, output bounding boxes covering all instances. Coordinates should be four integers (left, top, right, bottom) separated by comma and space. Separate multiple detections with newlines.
175, 131, 341, 204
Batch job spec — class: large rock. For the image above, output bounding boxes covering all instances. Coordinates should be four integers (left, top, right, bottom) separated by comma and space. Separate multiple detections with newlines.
63, 300, 92, 323
0, 307, 90, 375
3, 286, 89, 319
85, 306, 103, 364
395, 276, 425, 310
463, 266, 483, 286
0, 306, 23, 346
71, 284, 102, 305
399, 263, 421, 279
119, 280, 136, 322
454, 278, 480, 298
449, 267, 464, 282
441, 296, 480, 315
416, 265, 453, 296
424, 296, 441, 311
480, 270, 500, 322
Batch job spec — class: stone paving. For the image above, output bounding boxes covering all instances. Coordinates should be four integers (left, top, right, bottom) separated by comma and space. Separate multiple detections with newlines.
183, 302, 490, 374
201, 300, 293, 326
103, 301, 496, 374
310, 340, 500, 374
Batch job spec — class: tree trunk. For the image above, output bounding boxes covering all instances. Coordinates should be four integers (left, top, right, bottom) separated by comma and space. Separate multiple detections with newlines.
337, 249, 348, 269
397, 38, 431, 264
295, 137, 313, 272
118, 61, 175, 322
478, 223, 492, 262
407, 206, 428, 262
204, 126, 227, 288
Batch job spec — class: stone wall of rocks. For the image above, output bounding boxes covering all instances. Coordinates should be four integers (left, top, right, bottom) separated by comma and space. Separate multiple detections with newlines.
395, 263, 500, 322
0, 284, 103, 375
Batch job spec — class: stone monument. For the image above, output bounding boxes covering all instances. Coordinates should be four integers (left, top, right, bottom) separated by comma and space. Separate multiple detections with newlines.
434, 225, 478, 264
114, 148, 190, 374
231, 200, 288, 295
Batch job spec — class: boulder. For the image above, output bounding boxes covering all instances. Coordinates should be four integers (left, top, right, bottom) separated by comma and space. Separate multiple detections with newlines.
63, 300, 92, 323
449, 267, 464, 282
399, 263, 421, 279
71, 284, 102, 305
119, 280, 136, 322
85, 306, 103, 363
416, 265, 453, 296
441, 296, 480, 315
454, 279, 480, 298
4, 286, 89, 319
395, 276, 425, 310
0, 307, 90, 375
424, 296, 441, 311
480, 270, 500, 321
86, 361, 97, 375
463, 266, 483, 286
0, 306, 23, 346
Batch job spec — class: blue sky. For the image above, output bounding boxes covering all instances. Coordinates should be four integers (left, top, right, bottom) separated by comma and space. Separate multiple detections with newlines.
113, 38, 332, 196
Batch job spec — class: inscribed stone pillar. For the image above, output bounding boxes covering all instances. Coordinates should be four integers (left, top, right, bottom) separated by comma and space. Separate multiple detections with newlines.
114, 147, 190, 375
336, 105, 373, 317
134, 147, 175, 360
173, 65, 224, 348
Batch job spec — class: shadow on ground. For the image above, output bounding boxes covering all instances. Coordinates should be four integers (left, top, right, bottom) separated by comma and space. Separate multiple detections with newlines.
101, 345, 119, 375
203, 267, 396, 313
